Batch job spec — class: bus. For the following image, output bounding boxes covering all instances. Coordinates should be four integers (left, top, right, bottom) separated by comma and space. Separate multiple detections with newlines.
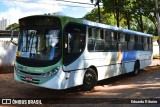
13, 15, 153, 91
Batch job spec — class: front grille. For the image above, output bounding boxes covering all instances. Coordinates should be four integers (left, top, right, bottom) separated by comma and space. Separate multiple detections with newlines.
20, 70, 42, 76
17, 70, 42, 84
20, 76, 40, 84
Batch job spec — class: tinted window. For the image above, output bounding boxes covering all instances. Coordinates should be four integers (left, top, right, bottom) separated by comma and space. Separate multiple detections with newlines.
63, 23, 86, 65
88, 27, 105, 52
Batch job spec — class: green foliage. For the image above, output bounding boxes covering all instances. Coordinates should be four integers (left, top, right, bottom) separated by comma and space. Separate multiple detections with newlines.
153, 35, 159, 41
102, 0, 131, 27
84, 8, 116, 25
6, 23, 19, 30
85, 0, 156, 35
130, 16, 155, 34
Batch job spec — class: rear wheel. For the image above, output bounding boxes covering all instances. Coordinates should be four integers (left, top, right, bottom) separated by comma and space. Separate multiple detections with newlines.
132, 61, 140, 76
82, 68, 97, 91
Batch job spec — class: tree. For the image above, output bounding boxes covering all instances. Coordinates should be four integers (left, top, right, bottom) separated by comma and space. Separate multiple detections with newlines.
87, 0, 156, 35
102, 0, 156, 34
103, 0, 127, 27
131, 16, 155, 34
131, 0, 145, 32
127, 0, 156, 33
83, 8, 116, 25
6, 23, 19, 30
121, 0, 135, 29
90, 0, 102, 22
142, 0, 157, 35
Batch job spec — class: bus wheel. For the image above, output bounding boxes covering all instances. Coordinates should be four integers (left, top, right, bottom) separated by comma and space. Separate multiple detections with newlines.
132, 61, 140, 76
82, 68, 97, 91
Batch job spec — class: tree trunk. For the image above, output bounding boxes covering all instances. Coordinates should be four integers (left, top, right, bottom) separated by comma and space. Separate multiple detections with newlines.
116, 10, 120, 27
140, 14, 144, 32
126, 12, 130, 29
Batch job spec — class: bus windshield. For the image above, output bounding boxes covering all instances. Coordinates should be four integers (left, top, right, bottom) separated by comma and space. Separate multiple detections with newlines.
18, 29, 61, 61
17, 16, 62, 63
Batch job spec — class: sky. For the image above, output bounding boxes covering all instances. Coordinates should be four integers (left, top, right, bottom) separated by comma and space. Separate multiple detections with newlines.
0, 0, 95, 24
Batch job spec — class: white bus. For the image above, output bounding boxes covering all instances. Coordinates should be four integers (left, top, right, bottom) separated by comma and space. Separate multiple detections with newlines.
14, 15, 153, 91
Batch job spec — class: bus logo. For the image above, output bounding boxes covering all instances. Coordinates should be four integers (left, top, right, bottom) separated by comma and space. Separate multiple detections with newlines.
2, 99, 11, 104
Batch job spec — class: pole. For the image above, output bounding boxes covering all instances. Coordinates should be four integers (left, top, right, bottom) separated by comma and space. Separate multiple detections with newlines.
155, 0, 160, 58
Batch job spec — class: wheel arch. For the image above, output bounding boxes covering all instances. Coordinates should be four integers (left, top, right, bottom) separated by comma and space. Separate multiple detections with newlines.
82, 65, 98, 91
83, 65, 98, 82
132, 59, 140, 76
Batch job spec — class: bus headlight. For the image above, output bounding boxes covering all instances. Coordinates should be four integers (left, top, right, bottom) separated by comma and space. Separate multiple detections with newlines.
42, 67, 59, 77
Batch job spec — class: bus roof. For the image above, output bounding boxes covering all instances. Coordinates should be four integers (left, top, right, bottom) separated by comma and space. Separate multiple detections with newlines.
19, 15, 152, 37
19, 15, 83, 24
82, 20, 152, 37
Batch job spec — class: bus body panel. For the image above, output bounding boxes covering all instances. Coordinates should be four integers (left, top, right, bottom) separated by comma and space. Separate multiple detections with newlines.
14, 61, 85, 89
14, 65, 84, 89
83, 51, 121, 80
95, 64, 122, 81
14, 15, 153, 90
63, 54, 85, 71
83, 50, 152, 81
68, 69, 85, 88
14, 66, 65, 89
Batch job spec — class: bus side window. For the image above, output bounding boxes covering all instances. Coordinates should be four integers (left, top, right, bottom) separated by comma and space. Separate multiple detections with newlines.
111, 31, 114, 41
95, 29, 105, 51
88, 27, 94, 51
135, 36, 138, 50
64, 34, 68, 52
147, 37, 150, 51
105, 30, 117, 51
88, 28, 105, 52
105, 30, 110, 51
100, 29, 104, 39
92, 28, 97, 39
64, 23, 86, 53
119, 33, 127, 51
110, 31, 118, 51
128, 35, 135, 50
114, 32, 118, 41
63, 23, 86, 65
151, 37, 153, 50
138, 36, 142, 50
144, 37, 148, 50
126, 34, 130, 42
88, 28, 92, 38
150, 38, 153, 51
125, 34, 129, 50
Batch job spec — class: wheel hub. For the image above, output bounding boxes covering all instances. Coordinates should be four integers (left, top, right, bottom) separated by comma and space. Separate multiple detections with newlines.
86, 73, 93, 85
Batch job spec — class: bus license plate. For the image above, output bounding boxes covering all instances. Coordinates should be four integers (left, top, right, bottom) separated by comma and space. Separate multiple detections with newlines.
26, 77, 33, 82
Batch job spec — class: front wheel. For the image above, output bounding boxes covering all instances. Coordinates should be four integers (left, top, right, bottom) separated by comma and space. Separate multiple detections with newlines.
82, 68, 97, 91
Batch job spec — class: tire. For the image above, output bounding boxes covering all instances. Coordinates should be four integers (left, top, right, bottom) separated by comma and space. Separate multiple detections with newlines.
82, 68, 97, 91
132, 61, 140, 76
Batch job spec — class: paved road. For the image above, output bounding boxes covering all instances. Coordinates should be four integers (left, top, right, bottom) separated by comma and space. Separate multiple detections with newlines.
0, 59, 160, 106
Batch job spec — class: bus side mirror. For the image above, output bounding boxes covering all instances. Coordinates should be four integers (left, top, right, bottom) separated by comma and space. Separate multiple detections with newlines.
10, 27, 19, 46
